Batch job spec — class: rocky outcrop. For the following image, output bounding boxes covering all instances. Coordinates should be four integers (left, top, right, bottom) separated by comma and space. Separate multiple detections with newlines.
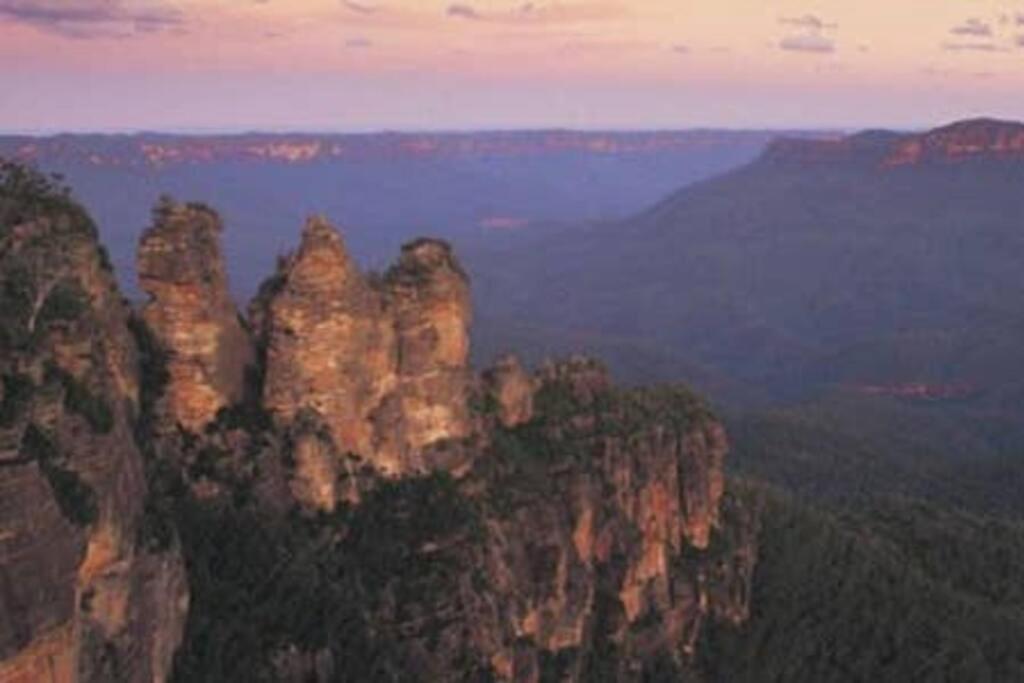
256, 219, 472, 487
0, 171, 187, 683
483, 354, 535, 429
884, 118, 1024, 167
763, 118, 1024, 170
2, 173, 755, 682
313, 356, 756, 682
258, 217, 398, 473
479, 357, 752, 677
379, 238, 474, 463
138, 199, 253, 434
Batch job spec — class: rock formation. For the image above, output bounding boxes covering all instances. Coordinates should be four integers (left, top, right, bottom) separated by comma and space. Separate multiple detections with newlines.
0, 171, 187, 683
482, 353, 535, 428
379, 238, 474, 466
326, 356, 756, 681
256, 218, 472, 484
138, 199, 253, 433
1, 170, 756, 682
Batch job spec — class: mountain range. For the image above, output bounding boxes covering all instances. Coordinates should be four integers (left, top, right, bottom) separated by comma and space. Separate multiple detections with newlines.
3, 119, 1024, 682
0, 129, 823, 298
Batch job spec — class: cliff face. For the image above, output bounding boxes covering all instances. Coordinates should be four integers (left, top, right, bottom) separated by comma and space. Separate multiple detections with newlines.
256, 219, 472, 484
138, 200, 253, 434
297, 356, 756, 682
475, 357, 752, 679
0, 171, 187, 683
1, 170, 755, 682
761, 119, 1024, 170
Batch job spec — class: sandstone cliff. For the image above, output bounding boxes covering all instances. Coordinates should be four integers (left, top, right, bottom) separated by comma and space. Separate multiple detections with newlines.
255, 218, 472, 489
0, 166, 187, 683
138, 199, 253, 434
1, 170, 755, 682
230, 356, 756, 682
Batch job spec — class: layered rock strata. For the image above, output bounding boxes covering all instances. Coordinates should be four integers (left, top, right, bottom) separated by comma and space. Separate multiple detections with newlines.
256, 218, 472, 483
0, 185, 187, 683
137, 199, 253, 433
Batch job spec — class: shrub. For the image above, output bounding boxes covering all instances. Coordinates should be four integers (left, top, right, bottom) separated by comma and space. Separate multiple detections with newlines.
0, 373, 33, 427
21, 423, 98, 527
46, 364, 115, 435
36, 281, 88, 327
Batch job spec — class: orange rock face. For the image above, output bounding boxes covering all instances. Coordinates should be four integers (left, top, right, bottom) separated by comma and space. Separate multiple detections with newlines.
1, 204, 188, 683
257, 219, 473, 490
138, 201, 253, 433
379, 238, 474, 464
884, 118, 1024, 167
259, 217, 397, 468
464, 357, 755, 678
483, 354, 535, 428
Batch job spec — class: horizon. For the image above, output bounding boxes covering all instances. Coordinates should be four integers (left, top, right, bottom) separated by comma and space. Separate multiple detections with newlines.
4, 1, 1024, 131
4, 116, 1022, 138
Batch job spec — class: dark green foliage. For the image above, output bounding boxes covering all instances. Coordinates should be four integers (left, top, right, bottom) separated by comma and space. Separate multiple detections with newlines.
169, 472, 490, 682
36, 281, 88, 327
0, 158, 76, 228
539, 647, 579, 682
45, 364, 114, 435
127, 312, 170, 440
21, 424, 98, 527
19, 422, 57, 461
169, 501, 348, 681
467, 390, 500, 419
0, 372, 33, 427
726, 394, 1024, 517
0, 263, 35, 350
343, 471, 483, 595
699, 487, 1024, 683
137, 458, 185, 553
640, 651, 686, 682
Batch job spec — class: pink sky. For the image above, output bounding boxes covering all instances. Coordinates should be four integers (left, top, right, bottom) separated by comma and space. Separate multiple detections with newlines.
2, 0, 1023, 132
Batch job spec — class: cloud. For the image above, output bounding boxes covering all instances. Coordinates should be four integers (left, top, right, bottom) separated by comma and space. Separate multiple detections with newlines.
446, 3, 480, 20
0, 0, 183, 38
780, 14, 836, 31
345, 36, 372, 48
342, 0, 378, 14
671, 43, 689, 55
779, 34, 835, 53
445, 2, 621, 25
941, 41, 1002, 52
950, 18, 992, 37
1016, 34, 1024, 47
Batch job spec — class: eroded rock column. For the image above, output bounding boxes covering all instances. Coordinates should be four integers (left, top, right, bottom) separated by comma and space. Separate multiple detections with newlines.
138, 200, 253, 433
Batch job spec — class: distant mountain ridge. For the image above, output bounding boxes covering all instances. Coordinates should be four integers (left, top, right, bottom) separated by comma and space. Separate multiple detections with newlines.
0, 128, 826, 299
761, 118, 1024, 168
0, 129, 821, 169
473, 117, 1024, 413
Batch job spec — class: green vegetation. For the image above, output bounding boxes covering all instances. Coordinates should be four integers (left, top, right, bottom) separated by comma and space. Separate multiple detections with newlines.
169, 472, 492, 682
45, 364, 114, 435
699, 487, 1024, 683
21, 423, 98, 527
36, 281, 88, 328
0, 158, 76, 228
726, 394, 1024, 518
0, 372, 33, 427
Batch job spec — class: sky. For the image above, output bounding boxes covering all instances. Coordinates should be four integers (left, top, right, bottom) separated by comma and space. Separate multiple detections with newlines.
1, 0, 1024, 132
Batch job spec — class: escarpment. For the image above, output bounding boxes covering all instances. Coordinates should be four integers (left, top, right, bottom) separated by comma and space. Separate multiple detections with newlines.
2, 167, 758, 682
0, 168, 187, 683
